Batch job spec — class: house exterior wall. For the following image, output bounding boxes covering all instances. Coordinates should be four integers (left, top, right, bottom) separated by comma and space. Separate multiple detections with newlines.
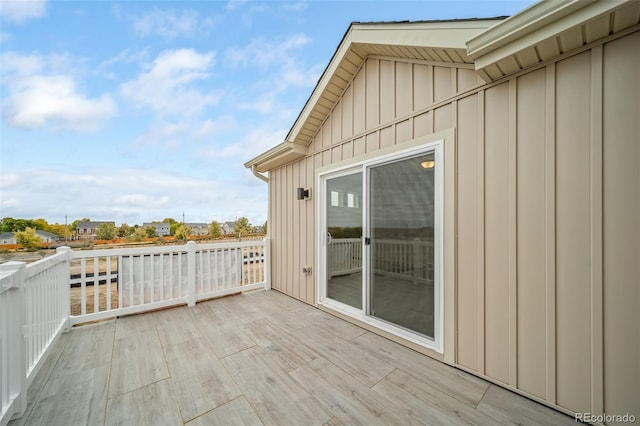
267, 30, 639, 418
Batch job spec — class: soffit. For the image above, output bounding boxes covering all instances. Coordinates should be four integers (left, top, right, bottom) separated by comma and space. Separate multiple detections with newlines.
468, 0, 640, 82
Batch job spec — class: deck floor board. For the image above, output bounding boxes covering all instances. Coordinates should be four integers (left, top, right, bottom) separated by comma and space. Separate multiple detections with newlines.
10, 290, 574, 426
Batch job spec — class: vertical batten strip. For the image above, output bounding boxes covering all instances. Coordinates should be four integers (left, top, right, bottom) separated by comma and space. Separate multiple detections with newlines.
589, 44, 604, 416
477, 90, 486, 375
545, 64, 557, 404
508, 78, 518, 387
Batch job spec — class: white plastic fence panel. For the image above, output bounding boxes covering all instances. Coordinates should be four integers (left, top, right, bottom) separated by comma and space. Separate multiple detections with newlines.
119, 252, 187, 308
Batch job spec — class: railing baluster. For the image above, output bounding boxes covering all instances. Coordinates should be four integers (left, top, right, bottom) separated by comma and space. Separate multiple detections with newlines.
159, 253, 164, 301
150, 254, 155, 303
80, 258, 86, 316
106, 256, 112, 311
93, 257, 99, 314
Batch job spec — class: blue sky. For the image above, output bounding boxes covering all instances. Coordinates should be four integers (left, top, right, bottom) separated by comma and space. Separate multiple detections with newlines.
1, 0, 533, 227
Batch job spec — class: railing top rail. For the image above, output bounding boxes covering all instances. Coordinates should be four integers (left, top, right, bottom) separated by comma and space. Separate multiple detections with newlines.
70, 245, 188, 258
24, 251, 68, 279
69, 239, 266, 259
195, 240, 265, 251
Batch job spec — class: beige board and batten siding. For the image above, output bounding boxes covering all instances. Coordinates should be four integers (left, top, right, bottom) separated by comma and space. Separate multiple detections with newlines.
268, 58, 478, 304
267, 30, 640, 420
455, 32, 639, 418
261, 18, 639, 424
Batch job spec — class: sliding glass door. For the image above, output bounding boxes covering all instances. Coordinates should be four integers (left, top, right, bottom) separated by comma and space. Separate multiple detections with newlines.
325, 171, 363, 310
320, 144, 441, 346
368, 153, 436, 338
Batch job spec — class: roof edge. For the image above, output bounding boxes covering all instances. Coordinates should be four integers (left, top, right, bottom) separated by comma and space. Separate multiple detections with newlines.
244, 141, 307, 173
467, 0, 629, 71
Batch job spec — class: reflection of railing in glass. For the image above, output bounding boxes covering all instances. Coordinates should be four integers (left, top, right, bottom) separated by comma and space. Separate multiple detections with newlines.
328, 238, 434, 283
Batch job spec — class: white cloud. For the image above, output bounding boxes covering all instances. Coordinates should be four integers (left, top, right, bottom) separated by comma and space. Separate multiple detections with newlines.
133, 8, 209, 39
0, 167, 267, 226
131, 116, 235, 152
1, 51, 117, 131
6, 75, 116, 131
120, 49, 221, 117
97, 47, 150, 79
0, 51, 43, 76
224, 34, 310, 69
193, 116, 235, 138
0, 0, 46, 23
281, 2, 308, 12
200, 122, 287, 161
0, 31, 12, 42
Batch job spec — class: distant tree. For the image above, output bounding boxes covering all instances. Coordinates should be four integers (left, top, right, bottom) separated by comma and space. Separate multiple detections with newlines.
0, 217, 15, 232
174, 224, 192, 241
0, 217, 40, 232
170, 222, 180, 236
117, 224, 130, 237
34, 218, 48, 230
144, 226, 157, 238
208, 221, 221, 239
234, 217, 251, 236
128, 227, 147, 242
261, 220, 267, 235
163, 218, 177, 225
46, 223, 66, 238
15, 227, 43, 251
96, 223, 116, 240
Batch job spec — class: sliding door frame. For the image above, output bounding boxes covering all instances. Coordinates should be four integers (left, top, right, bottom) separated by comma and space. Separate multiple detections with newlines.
316, 133, 447, 353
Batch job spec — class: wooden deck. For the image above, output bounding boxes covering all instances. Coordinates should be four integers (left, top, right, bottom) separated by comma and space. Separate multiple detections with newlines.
9, 290, 575, 426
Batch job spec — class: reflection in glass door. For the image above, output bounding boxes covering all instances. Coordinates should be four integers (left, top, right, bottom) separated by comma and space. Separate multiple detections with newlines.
325, 172, 363, 309
368, 153, 436, 338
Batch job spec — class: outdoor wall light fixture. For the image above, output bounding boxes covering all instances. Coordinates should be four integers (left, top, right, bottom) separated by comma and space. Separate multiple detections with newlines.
297, 187, 311, 200
421, 160, 435, 169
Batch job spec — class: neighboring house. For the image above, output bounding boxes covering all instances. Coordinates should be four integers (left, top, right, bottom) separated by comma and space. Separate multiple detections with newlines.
0, 230, 61, 244
76, 221, 115, 240
221, 221, 236, 234
184, 223, 209, 236
143, 222, 171, 237
245, 1, 639, 422
0, 232, 15, 244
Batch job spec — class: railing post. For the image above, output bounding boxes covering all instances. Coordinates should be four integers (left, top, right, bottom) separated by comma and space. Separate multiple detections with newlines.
56, 247, 72, 331
263, 237, 271, 290
186, 241, 196, 307
0, 261, 28, 421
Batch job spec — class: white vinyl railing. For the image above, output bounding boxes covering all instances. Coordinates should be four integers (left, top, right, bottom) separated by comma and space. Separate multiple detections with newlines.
0, 238, 270, 425
68, 239, 269, 325
328, 238, 434, 284
328, 238, 362, 277
1, 263, 27, 426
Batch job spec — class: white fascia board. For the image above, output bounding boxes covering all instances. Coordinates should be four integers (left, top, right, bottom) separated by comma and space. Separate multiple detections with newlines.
285, 29, 354, 144
467, 0, 627, 70
244, 141, 307, 172
285, 20, 498, 145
